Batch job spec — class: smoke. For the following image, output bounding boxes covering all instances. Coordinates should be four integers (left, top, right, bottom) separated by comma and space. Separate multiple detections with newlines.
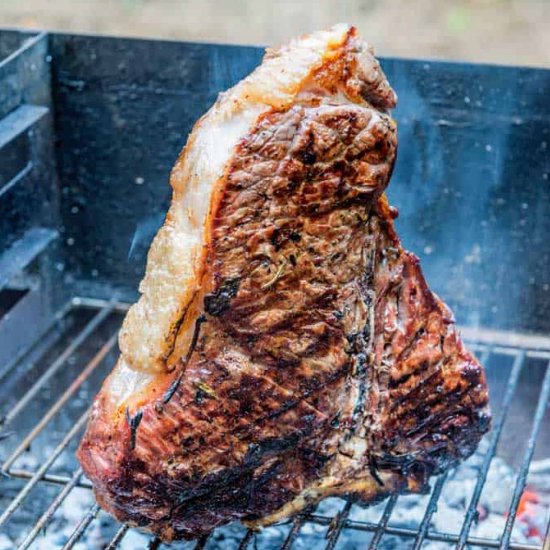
128, 212, 165, 261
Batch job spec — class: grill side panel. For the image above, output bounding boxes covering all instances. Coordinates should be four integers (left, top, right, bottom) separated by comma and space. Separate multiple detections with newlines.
0, 30, 65, 370
46, 32, 550, 334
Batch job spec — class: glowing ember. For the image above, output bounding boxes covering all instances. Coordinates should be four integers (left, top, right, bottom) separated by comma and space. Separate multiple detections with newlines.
514, 488, 545, 540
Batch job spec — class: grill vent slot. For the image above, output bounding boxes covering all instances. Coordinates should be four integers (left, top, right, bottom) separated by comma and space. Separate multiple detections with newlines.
0, 287, 29, 319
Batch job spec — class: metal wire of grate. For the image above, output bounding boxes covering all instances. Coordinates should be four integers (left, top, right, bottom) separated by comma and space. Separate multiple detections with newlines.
0, 297, 549, 550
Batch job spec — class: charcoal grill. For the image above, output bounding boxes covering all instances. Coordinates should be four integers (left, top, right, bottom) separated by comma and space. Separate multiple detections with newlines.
0, 28, 549, 550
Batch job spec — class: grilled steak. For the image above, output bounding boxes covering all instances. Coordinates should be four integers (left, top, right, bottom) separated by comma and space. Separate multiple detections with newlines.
77, 24, 490, 540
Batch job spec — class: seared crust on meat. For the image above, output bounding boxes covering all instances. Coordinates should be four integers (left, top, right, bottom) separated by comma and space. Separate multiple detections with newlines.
77, 24, 490, 541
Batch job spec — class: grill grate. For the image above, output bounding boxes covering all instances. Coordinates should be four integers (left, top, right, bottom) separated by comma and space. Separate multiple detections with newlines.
1, 298, 549, 550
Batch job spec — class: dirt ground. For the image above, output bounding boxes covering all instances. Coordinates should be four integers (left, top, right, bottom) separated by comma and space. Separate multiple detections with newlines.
1, 0, 549, 67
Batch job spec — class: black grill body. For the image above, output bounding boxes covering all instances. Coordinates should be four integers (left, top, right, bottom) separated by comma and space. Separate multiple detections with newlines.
0, 29, 549, 550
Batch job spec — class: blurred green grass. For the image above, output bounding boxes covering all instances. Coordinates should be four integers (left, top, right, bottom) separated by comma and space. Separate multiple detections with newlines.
0, 0, 548, 67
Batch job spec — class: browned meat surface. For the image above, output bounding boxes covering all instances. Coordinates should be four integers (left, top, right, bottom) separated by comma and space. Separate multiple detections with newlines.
77, 24, 490, 541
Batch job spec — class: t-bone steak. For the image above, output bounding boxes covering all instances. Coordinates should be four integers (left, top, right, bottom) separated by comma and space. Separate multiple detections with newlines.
77, 24, 490, 541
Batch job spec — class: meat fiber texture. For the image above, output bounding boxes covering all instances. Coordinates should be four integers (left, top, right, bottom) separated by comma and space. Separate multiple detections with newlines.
77, 24, 490, 540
